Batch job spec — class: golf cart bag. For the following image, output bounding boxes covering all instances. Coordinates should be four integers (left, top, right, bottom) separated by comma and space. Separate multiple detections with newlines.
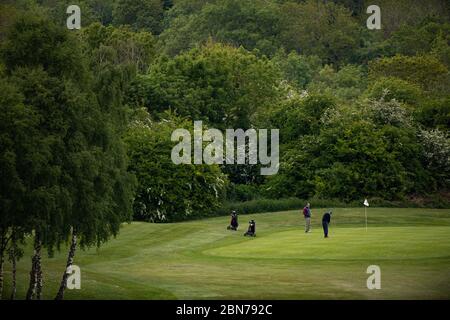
244, 220, 256, 237
227, 211, 239, 230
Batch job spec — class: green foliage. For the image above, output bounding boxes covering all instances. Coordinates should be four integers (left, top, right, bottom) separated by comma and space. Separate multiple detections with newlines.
0, 78, 40, 240
262, 143, 316, 199
80, 22, 156, 73
269, 94, 336, 144
272, 50, 322, 89
1, 13, 86, 82
431, 31, 450, 68
2, 0, 450, 226
387, 20, 450, 57
414, 97, 450, 130
0, 3, 19, 42
2, 0, 450, 301
124, 110, 228, 222
159, 0, 282, 56
367, 96, 413, 127
308, 64, 367, 101
31, 0, 117, 28
314, 120, 409, 201
217, 197, 307, 216
215, 196, 431, 217
367, 0, 449, 36
263, 94, 444, 201
1, 13, 135, 252
418, 128, 450, 189
278, 0, 362, 66
113, 0, 165, 34
369, 54, 450, 94
226, 183, 261, 202
126, 42, 282, 129
366, 77, 423, 106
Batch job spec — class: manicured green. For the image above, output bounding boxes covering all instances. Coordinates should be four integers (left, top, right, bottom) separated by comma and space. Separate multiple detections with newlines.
3, 208, 450, 299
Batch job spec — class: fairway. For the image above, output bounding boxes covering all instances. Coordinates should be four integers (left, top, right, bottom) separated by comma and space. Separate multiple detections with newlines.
3, 208, 450, 299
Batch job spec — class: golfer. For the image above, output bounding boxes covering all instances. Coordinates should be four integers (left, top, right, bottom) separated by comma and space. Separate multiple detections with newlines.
322, 211, 332, 238
303, 203, 311, 233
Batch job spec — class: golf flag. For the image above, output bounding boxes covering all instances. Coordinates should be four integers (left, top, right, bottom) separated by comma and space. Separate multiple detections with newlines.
364, 199, 369, 207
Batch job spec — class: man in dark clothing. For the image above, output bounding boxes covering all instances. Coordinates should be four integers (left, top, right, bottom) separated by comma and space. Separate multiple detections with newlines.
322, 211, 332, 238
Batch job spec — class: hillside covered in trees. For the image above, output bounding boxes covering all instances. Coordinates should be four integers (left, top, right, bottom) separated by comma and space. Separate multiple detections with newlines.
0, 0, 449, 299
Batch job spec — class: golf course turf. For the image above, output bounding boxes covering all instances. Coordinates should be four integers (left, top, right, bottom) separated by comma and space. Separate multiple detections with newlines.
3, 208, 450, 299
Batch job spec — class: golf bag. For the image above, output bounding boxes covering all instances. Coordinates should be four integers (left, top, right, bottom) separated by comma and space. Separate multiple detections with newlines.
227, 212, 239, 230
244, 220, 256, 237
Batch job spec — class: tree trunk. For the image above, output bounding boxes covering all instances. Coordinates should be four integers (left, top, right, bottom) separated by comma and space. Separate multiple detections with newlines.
26, 232, 42, 300
0, 230, 6, 300
0, 249, 4, 300
10, 244, 17, 300
0, 228, 13, 300
36, 248, 43, 300
55, 229, 77, 300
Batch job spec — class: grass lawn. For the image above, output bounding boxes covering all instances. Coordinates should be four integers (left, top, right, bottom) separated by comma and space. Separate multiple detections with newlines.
3, 207, 450, 299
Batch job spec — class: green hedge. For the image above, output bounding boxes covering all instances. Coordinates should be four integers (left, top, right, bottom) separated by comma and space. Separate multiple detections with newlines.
151, 195, 450, 222
214, 196, 450, 217
216, 198, 353, 216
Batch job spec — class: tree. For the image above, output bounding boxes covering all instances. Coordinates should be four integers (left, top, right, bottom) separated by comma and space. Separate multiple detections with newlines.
56, 24, 138, 300
308, 64, 367, 101
262, 94, 337, 199
431, 30, 450, 68
414, 97, 450, 130
158, 0, 282, 57
2, 13, 87, 299
113, 0, 165, 34
271, 50, 322, 89
263, 93, 438, 201
0, 78, 35, 299
365, 0, 449, 37
368, 54, 450, 94
126, 42, 282, 130
365, 77, 423, 106
268, 94, 336, 145
1, 13, 136, 300
124, 110, 227, 222
418, 128, 450, 190
387, 20, 450, 57
0, 3, 18, 42
80, 23, 156, 74
278, 0, 362, 66
313, 111, 408, 200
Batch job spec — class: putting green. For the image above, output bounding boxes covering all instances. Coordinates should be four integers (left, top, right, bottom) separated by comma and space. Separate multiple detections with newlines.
204, 227, 450, 260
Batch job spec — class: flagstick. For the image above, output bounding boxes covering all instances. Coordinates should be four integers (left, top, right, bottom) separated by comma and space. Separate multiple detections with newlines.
364, 206, 367, 232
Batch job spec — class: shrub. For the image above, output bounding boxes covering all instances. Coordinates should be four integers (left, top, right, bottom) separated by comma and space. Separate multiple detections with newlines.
124, 110, 228, 222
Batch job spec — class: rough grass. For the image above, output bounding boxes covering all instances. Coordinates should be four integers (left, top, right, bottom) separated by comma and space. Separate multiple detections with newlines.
3, 208, 450, 299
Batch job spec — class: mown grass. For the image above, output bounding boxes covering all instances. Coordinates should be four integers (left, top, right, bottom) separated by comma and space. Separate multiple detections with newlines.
3, 207, 450, 299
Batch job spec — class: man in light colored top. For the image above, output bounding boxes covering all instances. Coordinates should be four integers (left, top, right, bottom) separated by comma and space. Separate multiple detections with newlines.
303, 203, 311, 233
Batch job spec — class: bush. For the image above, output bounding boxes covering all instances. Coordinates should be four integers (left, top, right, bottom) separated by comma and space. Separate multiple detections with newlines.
368, 54, 449, 94
226, 183, 261, 202
214, 196, 450, 218
414, 97, 450, 130
366, 77, 423, 106
215, 197, 357, 216
124, 110, 228, 222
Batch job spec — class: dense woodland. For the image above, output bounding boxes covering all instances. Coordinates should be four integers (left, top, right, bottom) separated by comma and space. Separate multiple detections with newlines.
0, 0, 449, 299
